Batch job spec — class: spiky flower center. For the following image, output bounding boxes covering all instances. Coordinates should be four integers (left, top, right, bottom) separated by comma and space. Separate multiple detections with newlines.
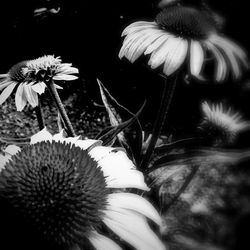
23, 56, 61, 82
156, 5, 216, 39
0, 141, 108, 247
8, 61, 28, 82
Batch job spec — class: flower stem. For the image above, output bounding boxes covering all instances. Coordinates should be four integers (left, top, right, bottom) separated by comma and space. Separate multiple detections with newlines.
34, 97, 45, 130
47, 80, 76, 137
140, 75, 177, 170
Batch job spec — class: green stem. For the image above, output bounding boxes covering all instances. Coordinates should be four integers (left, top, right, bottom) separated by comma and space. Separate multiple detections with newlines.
140, 75, 177, 170
34, 97, 45, 130
47, 80, 76, 137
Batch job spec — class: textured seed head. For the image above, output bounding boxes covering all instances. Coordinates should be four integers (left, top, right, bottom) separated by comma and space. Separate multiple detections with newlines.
0, 141, 108, 247
156, 5, 216, 39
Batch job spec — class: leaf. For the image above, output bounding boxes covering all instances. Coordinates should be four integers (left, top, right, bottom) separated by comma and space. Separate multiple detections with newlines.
96, 102, 145, 147
97, 79, 144, 162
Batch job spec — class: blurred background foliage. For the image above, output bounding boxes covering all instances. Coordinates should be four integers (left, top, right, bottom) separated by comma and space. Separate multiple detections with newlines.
1, 1, 250, 250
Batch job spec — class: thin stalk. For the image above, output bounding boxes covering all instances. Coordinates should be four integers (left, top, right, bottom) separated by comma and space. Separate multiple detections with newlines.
47, 80, 76, 137
34, 97, 45, 130
140, 75, 177, 170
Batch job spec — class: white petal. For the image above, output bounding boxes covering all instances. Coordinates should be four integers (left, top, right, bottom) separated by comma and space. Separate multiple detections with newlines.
144, 33, 171, 55
103, 209, 166, 250
119, 30, 148, 60
122, 21, 157, 36
0, 82, 17, 105
0, 79, 13, 91
32, 82, 47, 94
190, 40, 205, 78
148, 36, 174, 69
23, 84, 38, 107
30, 128, 53, 144
89, 147, 149, 190
163, 38, 188, 76
107, 193, 162, 226
74, 139, 102, 151
53, 74, 78, 81
15, 83, 27, 111
4, 145, 21, 156
206, 41, 227, 81
211, 36, 241, 78
57, 65, 79, 75
89, 231, 122, 250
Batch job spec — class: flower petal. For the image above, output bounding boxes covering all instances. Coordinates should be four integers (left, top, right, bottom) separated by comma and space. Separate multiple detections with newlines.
89, 231, 122, 250
122, 21, 157, 37
0, 82, 17, 105
53, 74, 78, 81
32, 82, 47, 94
30, 128, 53, 144
107, 193, 162, 226
89, 146, 149, 190
15, 83, 27, 111
23, 84, 38, 107
163, 38, 188, 76
103, 208, 166, 250
190, 40, 205, 78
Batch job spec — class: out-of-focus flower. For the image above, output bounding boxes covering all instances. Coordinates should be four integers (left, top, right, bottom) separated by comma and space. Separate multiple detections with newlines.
119, 5, 248, 81
33, 7, 61, 17
0, 129, 166, 250
200, 101, 250, 143
0, 55, 78, 111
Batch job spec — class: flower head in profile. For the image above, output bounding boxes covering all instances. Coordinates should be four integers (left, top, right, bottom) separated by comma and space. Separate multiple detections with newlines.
200, 101, 250, 144
0, 55, 78, 111
119, 5, 248, 81
0, 129, 166, 250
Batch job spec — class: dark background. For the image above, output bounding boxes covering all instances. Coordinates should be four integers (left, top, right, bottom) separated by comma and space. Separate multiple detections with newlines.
0, 0, 249, 137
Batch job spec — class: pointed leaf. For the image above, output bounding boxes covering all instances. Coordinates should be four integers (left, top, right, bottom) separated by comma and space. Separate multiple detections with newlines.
96, 102, 145, 146
97, 79, 144, 162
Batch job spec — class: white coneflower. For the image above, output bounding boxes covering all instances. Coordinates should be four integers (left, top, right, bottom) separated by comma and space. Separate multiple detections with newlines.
0, 55, 78, 111
119, 5, 248, 81
0, 129, 166, 250
201, 101, 250, 143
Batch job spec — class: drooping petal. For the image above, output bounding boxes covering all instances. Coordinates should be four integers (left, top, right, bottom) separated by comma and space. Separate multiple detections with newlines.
148, 34, 175, 69
53, 74, 78, 81
89, 146, 149, 190
88, 231, 122, 250
23, 84, 39, 107
0, 79, 13, 91
30, 128, 53, 144
103, 208, 166, 250
15, 83, 27, 111
57, 65, 79, 75
122, 21, 157, 37
32, 82, 47, 94
144, 32, 171, 55
107, 193, 162, 226
163, 38, 188, 75
190, 40, 205, 78
0, 82, 17, 105
119, 29, 148, 60
205, 41, 227, 81
119, 29, 164, 60
129, 31, 163, 63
